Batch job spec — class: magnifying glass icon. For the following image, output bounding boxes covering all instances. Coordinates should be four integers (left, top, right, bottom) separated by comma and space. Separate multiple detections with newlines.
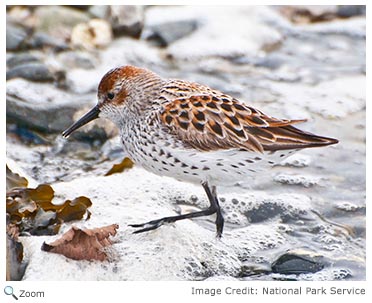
4, 286, 18, 300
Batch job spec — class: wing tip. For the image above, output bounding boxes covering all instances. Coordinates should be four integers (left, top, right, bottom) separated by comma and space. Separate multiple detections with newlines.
318, 136, 339, 146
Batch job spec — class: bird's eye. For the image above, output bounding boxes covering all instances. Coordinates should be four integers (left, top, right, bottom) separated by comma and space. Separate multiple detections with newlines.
107, 92, 115, 100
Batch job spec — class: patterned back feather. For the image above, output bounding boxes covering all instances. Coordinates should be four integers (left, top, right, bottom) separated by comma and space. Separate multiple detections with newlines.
159, 93, 338, 153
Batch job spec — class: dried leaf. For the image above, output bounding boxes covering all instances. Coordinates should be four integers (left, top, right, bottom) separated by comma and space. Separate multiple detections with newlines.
41, 224, 119, 261
6, 165, 28, 191
7, 184, 54, 203
6, 185, 54, 220
6, 193, 38, 217
57, 197, 92, 222
6, 184, 92, 236
27, 184, 54, 204
105, 157, 134, 176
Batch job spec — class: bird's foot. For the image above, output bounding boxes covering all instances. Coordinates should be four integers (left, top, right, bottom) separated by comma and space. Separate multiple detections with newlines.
130, 207, 224, 237
129, 217, 174, 234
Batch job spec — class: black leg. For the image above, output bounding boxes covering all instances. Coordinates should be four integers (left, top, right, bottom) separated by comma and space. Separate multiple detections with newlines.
129, 182, 224, 237
206, 184, 224, 237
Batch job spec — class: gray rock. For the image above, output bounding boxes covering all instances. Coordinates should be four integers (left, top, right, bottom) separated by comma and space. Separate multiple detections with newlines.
7, 62, 54, 82
7, 53, 40, 69
6, 78, 93, 133
109, 5, 144, 38
146, 20, 198, 47
245, 202, 287, 223
6, 23, 29, 51
27, 32, 69, 51
337, 5, 366, 18
6, 19, 68, 52
272, 251, 326, 275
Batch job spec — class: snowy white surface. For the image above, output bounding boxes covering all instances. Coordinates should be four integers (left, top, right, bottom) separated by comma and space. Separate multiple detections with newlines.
21, 168, 290, 280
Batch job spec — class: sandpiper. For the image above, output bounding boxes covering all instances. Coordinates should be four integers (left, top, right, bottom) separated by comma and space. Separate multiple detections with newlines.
62, 65, 338, 237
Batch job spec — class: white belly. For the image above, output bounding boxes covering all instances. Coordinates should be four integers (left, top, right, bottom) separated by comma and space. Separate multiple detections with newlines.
126, 141, 296, 187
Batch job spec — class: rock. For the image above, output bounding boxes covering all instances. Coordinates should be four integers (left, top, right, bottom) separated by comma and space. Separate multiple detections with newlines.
6, 78, 93, 133
6, 53, 39, 69
6, 23, 29, 51
337, 5, 366, 18
7, 62, 54, 82
7, 16, 69, 51
272, 250, 326, 275
71, 19, 113, 50
34, 6, 90, 37
27, 32, 69, 51
109, 5, 144, 38
245, 202, 287, 223
145, 20, 199, 47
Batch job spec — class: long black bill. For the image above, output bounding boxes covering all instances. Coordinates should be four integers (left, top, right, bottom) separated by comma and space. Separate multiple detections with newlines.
62, 105, 100, 138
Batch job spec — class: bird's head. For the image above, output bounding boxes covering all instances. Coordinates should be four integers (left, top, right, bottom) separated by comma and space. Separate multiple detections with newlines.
62, 65, 160, 138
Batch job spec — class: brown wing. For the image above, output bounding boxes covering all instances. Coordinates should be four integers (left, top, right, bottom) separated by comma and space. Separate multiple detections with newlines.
159, 94, 338, 153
